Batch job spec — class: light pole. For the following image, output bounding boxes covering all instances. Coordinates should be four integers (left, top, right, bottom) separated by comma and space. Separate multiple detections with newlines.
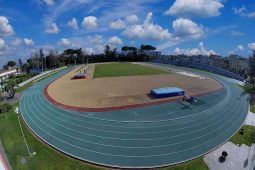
73, 54, 77, 68
73, 54, 77, 69
3, 83, 7, 119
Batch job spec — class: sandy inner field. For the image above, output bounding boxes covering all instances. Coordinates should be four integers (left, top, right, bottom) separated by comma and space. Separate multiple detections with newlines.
47, 66, 222, 108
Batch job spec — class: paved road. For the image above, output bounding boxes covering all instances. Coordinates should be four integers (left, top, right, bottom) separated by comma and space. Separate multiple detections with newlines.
19, 63, 249, 168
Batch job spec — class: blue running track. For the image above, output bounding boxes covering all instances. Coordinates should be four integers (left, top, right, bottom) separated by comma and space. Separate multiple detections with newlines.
19, 63, 249, 168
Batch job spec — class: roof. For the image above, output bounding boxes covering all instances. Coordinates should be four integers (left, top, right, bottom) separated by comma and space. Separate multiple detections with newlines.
0, 69, 17, 78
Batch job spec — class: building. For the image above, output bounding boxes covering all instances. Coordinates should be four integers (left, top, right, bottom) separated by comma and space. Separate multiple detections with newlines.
201, 55, 210, 65
209, 55, 223, 68
228, 55, 249, 74
0, 67, 20, 91
136, 50, 161, 57
221, 57, 230, 70
191, 55, 209, 64
121, 50, 161, 58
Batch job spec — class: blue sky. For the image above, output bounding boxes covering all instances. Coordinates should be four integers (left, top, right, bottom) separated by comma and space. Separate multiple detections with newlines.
0, 0, 255, 66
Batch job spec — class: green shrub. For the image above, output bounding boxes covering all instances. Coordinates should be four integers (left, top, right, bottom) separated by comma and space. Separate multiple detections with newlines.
0, 103, 12, 114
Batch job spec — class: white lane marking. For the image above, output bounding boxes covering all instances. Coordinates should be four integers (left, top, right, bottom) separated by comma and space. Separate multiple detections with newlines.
39, 84, 231, 127
33, 87, 235, 134
22, 86, 246, 148
22, 82, 246, 147
20, 96, 248, 157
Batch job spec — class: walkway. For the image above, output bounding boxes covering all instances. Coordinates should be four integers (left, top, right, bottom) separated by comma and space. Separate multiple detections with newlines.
203, 111, 255, 169
0, 140, 11, 170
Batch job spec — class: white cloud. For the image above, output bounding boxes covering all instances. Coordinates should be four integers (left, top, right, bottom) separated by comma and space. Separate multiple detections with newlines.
248, 12, 255, 18
82, 16, 98, 29
0, 39, 5, 49
174, 42, 216, 56
110, 19, 126, 30
83, 48, 93, 55
144, 12, 153, 25
229, 45, 245, 54
68, 18, 79, 30
126, 15, 139, 24
41, 44, 55, 55
95, 44, 105, 53
164, 0, 223, 18
157, 17, 206, 51
0, 16, 14, 36
45, 23, 60, 34
58, 38, 71, 47
233, 6, 255, 18
123, 12, 171, 41
230, 45, 245, 54
43, 0, 54, 6
88, 35, 103, 44
156, 38, 182, 51
108, 36, 123, 45
11, 38, 22, 46
248, 43, 255, 51
41, 0, 92, 30
233, 6, 247, 17
230, 30, 244, 36
24, 38, 34, 46
237, 45, 244, 51
173, 18, 205, 39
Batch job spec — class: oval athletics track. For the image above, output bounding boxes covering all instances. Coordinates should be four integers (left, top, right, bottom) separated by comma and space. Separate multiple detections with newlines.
19, 64, 249, 169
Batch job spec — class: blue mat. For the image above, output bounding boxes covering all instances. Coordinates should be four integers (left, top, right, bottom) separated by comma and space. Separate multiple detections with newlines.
151, 87, 184, 98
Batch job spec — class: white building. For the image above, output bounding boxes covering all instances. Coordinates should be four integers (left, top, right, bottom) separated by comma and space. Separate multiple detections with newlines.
228, 55, 249, 73
0, 68, 19, 90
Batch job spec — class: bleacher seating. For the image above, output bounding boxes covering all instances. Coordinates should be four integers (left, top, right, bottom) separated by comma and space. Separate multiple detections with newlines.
152, 60, 244, 81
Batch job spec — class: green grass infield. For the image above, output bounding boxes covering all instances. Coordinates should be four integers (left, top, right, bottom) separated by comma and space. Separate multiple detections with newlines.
93, 62, 169, 78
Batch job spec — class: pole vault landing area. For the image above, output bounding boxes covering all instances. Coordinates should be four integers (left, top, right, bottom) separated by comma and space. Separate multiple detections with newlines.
20, 64, 249, 168
44, 65, 223, 112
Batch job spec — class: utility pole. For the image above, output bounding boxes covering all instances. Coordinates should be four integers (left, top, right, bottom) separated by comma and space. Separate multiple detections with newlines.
37, 57, 39, 74
41, 56, 43, 73
40, 48, 44, 73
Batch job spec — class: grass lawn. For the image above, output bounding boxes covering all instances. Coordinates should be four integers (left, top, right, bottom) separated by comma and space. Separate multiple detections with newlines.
250, 105, 255, 113
93, 62, 168, 78
0, 103, 100, 170
237, 85, 255, 113
230, 125, 255, 146
162, 158, 208, 170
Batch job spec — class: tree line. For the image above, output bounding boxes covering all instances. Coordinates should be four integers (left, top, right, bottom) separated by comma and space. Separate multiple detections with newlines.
2, 44, 157, 73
